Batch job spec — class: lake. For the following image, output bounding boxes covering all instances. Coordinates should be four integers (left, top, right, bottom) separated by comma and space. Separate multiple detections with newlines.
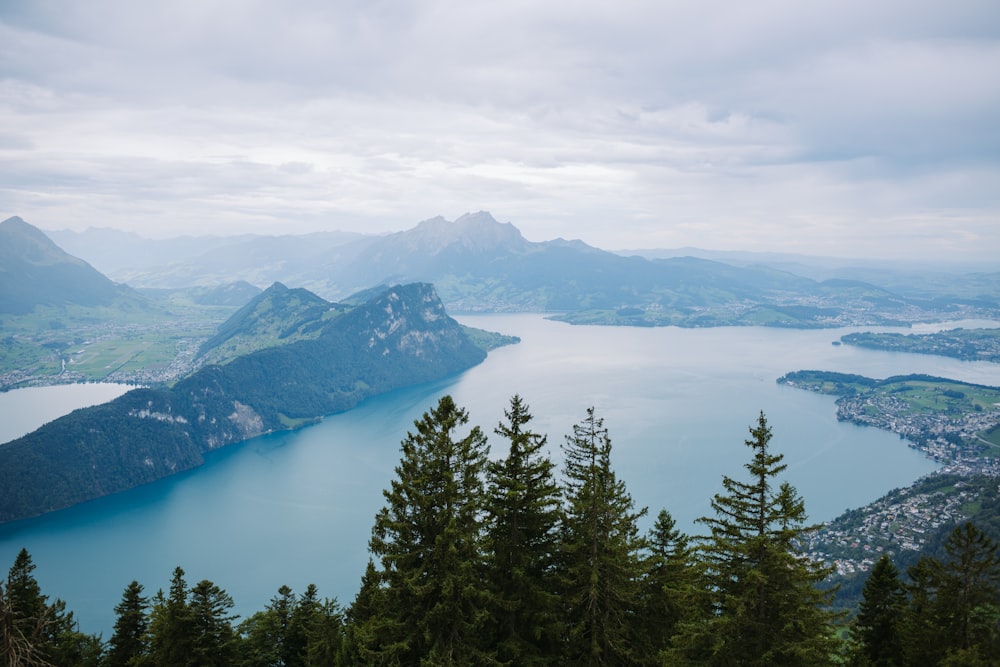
0, 382, 133, 444
1, 315, 998, 637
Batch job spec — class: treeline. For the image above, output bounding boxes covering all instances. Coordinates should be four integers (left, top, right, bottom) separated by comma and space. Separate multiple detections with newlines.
3, 396, 1000, 665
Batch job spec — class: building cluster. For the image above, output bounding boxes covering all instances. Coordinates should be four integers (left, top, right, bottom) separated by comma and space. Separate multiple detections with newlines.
804, 477, 986, 576
836, 393, 1000, 464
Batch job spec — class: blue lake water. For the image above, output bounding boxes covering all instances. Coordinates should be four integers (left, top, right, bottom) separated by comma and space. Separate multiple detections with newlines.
1, 315, 998, 637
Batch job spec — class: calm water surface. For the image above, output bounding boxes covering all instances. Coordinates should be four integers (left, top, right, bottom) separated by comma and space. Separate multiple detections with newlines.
1, 316, 998, 636
0, 382, 132, 443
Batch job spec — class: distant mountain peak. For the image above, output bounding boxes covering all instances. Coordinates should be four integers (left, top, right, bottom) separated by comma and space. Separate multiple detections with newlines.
407, 211, 527, 254
0, 216, 128, 314
1, 215, 74, 264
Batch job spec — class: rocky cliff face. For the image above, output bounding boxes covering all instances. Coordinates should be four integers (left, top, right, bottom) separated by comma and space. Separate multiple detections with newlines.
0, 283, 493, 523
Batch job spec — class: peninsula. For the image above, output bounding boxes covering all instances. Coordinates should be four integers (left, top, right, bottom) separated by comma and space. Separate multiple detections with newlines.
839, 327, 1000, 363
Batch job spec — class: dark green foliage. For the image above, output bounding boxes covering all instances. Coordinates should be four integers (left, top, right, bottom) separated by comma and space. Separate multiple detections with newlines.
937, 522, 1000, 656
852, 554, 905, 666
364, 395, 492, 665
107, 580, 149, 667
13, 403, 1000, 665
484, 395, 564, 665
148, 567, 196, 666
558, 407, 647, 665
1, 548, 96, 667
900, 556, 946, 666
239, 583, 343, 667
635, 509, 697, 665
903, 522, 1000, 664
674, 412, 840, 666
238, 585, 294, 667
188, 580, 238, 666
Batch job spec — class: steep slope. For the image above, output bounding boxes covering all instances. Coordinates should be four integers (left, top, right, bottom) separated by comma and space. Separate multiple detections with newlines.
0, 283, 497, 523
197, 282, 346, 365
0, 216, 129, 314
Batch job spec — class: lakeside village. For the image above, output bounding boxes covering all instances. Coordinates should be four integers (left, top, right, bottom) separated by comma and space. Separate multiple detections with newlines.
801, 388, 1000, 578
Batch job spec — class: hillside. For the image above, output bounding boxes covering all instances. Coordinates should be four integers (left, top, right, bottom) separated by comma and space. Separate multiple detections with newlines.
0, 216, 133, 314
0, 283, 514, 523
0, 218, 242, 389
197, 282, 347, 365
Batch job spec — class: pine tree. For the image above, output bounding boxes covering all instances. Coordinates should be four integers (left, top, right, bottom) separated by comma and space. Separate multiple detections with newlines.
341, 560, 385, 665
148, 567, 195, 667
238, 585, 294, 667
851, 554, 905, 666
635, 509, 696, 664
901, 555, 946, 667
484, 394, 564, 665
3, 548, 50, 666
303, 597, 344, 666
107, 580, 149, 667
675, 411, 840, 666
365, 394, 491, 665
188, 579, 238, 667
1, 549, 52, 667
286, 584, 320, 666
936, 522, 1000, 662
559, 407, 647, 666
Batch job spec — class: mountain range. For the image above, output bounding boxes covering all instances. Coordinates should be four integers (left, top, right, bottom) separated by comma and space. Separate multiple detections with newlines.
41, 211, 1000, 326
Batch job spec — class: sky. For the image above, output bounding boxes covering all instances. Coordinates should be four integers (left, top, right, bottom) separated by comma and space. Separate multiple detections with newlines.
1, 1, 998, 261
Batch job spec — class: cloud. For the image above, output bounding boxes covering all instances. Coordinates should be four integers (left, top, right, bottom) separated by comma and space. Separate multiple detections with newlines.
0, 0, 998, 260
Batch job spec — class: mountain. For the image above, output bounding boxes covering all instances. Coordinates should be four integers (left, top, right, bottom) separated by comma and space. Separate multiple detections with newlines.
53, 227, 377, 297
196, 281, 347, 365
0, 216, 133, 314
0, 282, 512, 524
35, 212, 1000, 326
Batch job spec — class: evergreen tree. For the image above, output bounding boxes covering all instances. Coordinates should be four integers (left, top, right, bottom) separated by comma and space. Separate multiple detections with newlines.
364, 394, 491, 665
851, 554, 905, 666
559, 407, 647, 665
674, 411, 840, 666
0, 548, 98, 667
107, 580, 149, 667
238, 585, 294, 667
340, 560, 385, 665
936, 522, 1000, 661
3, 548, 51, 666
188, 579, 238, 667
484, 394, 564, 665
635, 509, 696, 664
901, 556, 946, 667
148, 567, 195, 667
302, 597, 344, 666
285, 584, 319, 667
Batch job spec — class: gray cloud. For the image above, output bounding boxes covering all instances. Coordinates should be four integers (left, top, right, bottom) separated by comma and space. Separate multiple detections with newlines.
1, 0, 998, 259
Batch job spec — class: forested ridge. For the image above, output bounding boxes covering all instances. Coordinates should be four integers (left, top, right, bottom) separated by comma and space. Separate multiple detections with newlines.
0, 283, 509, 524
3, 398, 998, 666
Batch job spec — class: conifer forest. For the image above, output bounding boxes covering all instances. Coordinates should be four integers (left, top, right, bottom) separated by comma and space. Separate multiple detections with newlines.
2, 395, 998, 666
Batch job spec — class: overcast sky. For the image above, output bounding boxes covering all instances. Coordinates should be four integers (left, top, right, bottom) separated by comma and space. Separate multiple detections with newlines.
1, 1, 998, 260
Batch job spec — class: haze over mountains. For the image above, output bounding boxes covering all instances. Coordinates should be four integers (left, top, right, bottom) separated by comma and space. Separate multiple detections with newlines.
37, 211, 1000, 327
0, 216, 138, 314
